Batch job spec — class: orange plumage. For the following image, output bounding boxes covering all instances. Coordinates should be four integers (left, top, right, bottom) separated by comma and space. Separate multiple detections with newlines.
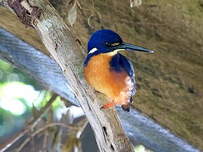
84, 53, 133, 109
84, 29, 154, 111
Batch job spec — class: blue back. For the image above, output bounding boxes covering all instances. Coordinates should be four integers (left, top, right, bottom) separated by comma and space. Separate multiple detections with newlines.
110, 53, 134, 78
110, 53, 136, 96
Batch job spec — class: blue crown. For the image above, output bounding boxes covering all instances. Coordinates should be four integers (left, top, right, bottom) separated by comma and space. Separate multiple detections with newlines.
87, 29, 123, 53
84, 29, 154, 66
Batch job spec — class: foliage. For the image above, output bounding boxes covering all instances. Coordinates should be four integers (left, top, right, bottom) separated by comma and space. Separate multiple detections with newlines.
0, 59, 49, 142
0, 59, 41, 89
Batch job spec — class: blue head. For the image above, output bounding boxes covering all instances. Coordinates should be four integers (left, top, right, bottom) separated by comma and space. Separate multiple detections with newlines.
84, 29, 154, 65
87, 29, 123, 53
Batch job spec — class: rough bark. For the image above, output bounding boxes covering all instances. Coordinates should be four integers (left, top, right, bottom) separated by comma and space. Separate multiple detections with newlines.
0, 0, 134, 152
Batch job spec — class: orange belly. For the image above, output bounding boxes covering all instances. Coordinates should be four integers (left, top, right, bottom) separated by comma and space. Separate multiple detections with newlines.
84, 54, 131, 105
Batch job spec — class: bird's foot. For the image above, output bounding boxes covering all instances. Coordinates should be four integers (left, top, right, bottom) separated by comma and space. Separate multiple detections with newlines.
121, 104, 130, 112
101, 102, 115, 109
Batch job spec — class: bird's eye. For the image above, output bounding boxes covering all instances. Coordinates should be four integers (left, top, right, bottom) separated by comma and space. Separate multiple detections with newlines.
106, 42, 120, 47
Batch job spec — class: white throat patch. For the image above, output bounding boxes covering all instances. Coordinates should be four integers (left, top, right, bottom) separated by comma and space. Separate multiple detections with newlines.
88, 48, 98, 54
106, 49, 124, 56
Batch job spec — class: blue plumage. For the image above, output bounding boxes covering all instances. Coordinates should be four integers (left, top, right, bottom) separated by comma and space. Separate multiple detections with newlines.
110, 53, 136, 98
84, 29, 123, 66
110, 53, 134, 77
87, 29, 123, 53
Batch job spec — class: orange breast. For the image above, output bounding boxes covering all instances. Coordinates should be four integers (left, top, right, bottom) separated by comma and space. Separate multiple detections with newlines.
84, 54, 129, 101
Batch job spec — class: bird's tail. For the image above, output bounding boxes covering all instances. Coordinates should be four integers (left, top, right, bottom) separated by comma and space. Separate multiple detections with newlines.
121, 104, 130, 112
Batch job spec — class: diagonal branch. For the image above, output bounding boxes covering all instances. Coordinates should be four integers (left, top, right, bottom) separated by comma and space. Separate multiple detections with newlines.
0, 0, 134, 152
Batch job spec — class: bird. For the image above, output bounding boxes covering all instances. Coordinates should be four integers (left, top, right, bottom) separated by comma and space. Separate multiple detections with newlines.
83, 29, 154, 112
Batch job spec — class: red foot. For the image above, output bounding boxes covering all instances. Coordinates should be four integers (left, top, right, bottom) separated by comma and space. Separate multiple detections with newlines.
101, 102, 115, 109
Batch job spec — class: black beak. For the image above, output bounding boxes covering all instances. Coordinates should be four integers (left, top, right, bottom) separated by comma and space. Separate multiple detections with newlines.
115, 42, 154, 53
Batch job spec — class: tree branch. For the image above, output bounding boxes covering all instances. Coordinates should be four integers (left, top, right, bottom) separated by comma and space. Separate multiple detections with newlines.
0, 0, 134, 152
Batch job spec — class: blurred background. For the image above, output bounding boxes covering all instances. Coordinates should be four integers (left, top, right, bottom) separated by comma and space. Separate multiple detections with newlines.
0, 0, 203, 152
0, 59, 65, 148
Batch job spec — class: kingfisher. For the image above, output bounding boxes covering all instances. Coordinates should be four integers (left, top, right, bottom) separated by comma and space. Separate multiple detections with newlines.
84, 29, 154, 111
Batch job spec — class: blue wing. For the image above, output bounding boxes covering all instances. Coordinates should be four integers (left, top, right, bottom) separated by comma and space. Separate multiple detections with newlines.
109, 53, 136, 96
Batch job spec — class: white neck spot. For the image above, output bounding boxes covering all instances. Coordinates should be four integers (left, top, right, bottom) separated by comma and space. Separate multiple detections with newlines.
88, 48, 98, 54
